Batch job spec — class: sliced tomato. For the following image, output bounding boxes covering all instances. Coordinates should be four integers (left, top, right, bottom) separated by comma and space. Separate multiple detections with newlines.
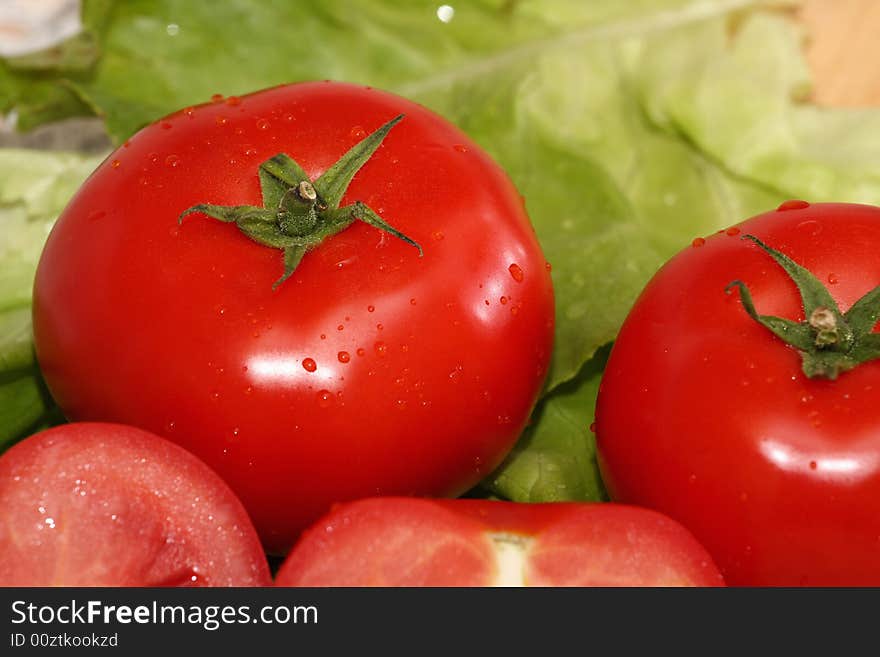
274, 498, 725, 587
0, 423, 270, 586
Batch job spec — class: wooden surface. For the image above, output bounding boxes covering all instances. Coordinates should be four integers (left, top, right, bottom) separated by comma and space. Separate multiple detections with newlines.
800, 0, 880, 106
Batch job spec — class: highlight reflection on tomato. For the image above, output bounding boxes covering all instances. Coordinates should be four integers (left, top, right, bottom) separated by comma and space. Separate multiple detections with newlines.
32, 82, 555, 554
596, 202, 880, 586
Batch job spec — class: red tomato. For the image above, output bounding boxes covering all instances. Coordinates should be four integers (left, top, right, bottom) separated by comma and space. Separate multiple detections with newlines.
0, 423, 270, 586
32, 82, 554, 554
596, 202, 880, 586
274, 497, 724, 586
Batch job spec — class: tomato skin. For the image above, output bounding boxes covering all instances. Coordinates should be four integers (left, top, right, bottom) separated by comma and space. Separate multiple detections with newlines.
596, 203, 880, 586
0, 423, 270, 586
274, 497, 725, 586
32, 82, 555, 554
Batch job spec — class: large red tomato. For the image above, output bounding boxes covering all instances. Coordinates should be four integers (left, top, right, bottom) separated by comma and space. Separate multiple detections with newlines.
596, 202, 880, 586
32, 82, 555, 554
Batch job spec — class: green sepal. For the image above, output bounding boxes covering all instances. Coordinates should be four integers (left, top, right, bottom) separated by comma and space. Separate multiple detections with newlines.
727, 234, 880, 380
179, 203, 272, 225
315, 115, 403, 209
725, 280, 814, 351
274, 245, 308, 289
741, 235, 841, 319
178, 114, 421, 287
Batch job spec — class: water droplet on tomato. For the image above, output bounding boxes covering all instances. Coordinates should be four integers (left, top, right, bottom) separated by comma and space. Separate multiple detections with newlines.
376, 323, 384, 331
338, 351, 351, 363
777, 199, 810, 211
509, 263, 524, 282
210, 93, 224, 103
374, 341, 387, 356
225, 96, 241, 106
184, 106, 196, 118
320, 334, 326, 340
337, 324, 344, 331
827, 273, 839, 285
215, 116, 227, 126
244, 386, 253, 395
317, 390, 333, 408
367, 305, 375, 312
797, 219, 822, 236
210, 391, 220, 401
350, 125, 366, 139
111, 159, 121, 169
453, 144, 468, 153
395, 399, 407, 410
356, 348, 366, 357
243, 146, 258, 156
410, 298, 417, 305
809, 460, 817, 470
500, 296, 508, 305
160, 122, 173, 130
302, 358, 317, 372
256, 118, 271, 130
691, 237, 706, 248
497, 415, 511, 425
725, 226, 741, 236
432, 230, 445, 241
165, 154, 180, 167
123, 140, 131, 148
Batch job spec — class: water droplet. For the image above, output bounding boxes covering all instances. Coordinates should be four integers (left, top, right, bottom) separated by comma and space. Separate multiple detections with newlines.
320, 334, 327, 340
797, 219, 822, 236
244, 386, 253, 395
210, 391, 220, 401
496, 415, 511, 425
111, 159, 121, 169
827, 273, 839, 285
225, 96, 241, 106
338, 351, 351, 363
508, 263, 524, 282
376, 323, 384, 331
215, 116, 227, 126
484, 299, 490, 306
396, 399, 407, 410
256, 118, 271, 130
317, 390, 333, 408
301, 358, 318, 373
350, 125, 366, 139
210, 93, 224, 103
809, 460, 817, 470
589, 422, 596, 433
243, 146, 258, 156
437, 4, 455, 22
432, 230, 445, 241
367, 305, 375, 313
500, 296, 508, 305
184, 106, 196, 118
692, 237, 706, 248
726, 226, 741, 237
123, 140, 131, 148
374, 341, 387, 356
453, 144, 468, 153
777, 199, 810, 211
165, 154, 180, 167
165, 421, 176, 433
337, 324, 344, 331
410, 298, 417, 305
356, 348, 366, 357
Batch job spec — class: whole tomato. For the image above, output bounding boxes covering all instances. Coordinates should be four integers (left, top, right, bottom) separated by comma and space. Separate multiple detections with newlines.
32, 82, 555, 554
596, 202, 880, 586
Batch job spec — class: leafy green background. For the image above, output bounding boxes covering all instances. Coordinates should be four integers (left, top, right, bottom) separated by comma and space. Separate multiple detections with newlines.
3, 0, 880, 499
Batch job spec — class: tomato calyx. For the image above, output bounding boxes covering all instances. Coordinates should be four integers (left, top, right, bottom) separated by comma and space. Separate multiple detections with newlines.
179, 114, 423, 288
726, 234, 880, 380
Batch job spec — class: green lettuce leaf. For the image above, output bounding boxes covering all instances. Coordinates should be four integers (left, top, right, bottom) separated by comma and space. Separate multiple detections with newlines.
0, 148, 105, 450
